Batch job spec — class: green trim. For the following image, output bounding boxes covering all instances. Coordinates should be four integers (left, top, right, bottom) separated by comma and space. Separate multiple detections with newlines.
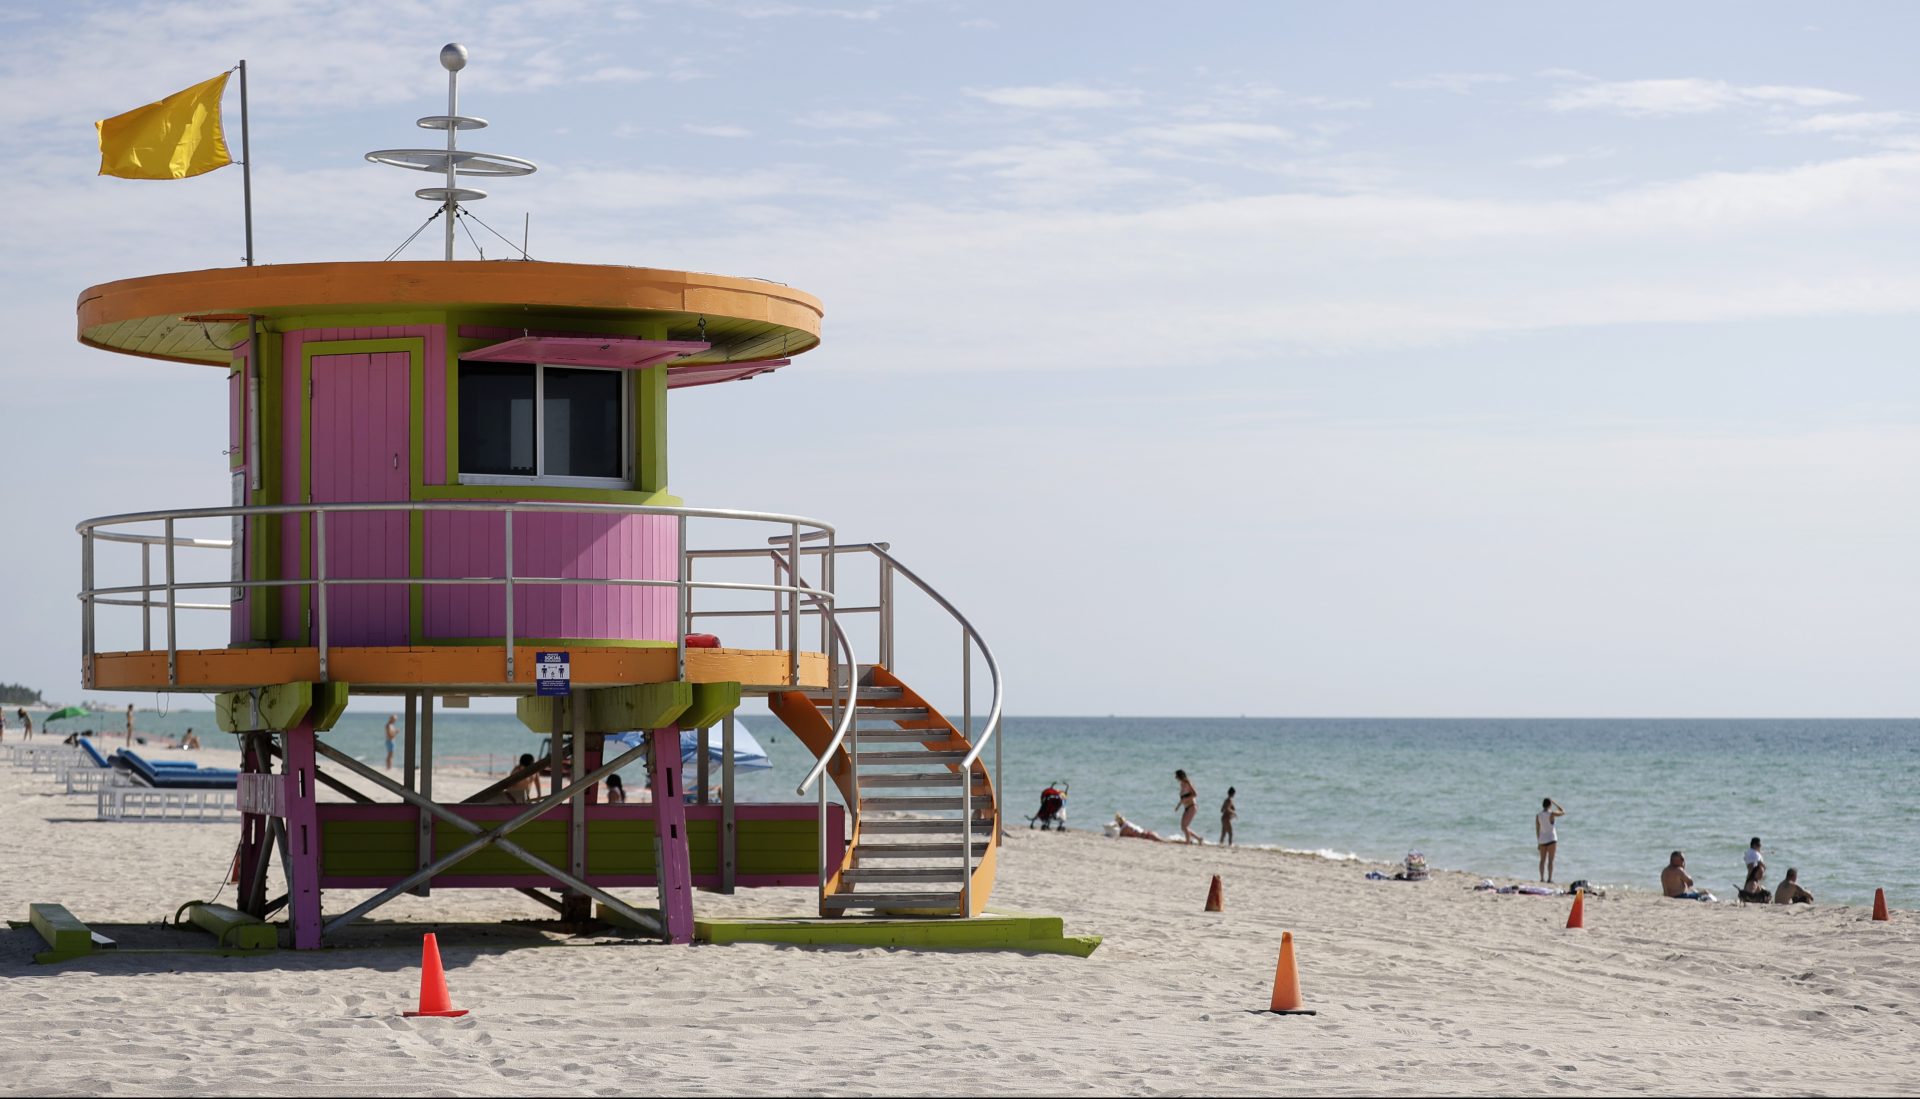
692, 913, 1102, 957
412, 482, 683, 506
637, 364, 668, 493
228, 364, 245, 470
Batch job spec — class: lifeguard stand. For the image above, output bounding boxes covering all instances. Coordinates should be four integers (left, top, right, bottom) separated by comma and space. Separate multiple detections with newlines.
73, 46, 1002, 949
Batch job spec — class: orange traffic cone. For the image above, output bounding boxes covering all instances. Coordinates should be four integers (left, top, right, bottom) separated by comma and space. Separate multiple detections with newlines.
403, 933, 469, 1018
1205, 874, 1224, 912
1565, 891, 1585, 930
1263, 931, 1316, 1016
1873, 888, 1890, 922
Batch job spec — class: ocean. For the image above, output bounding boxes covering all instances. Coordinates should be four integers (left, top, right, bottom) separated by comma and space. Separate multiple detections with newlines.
61, 708, 1917, 907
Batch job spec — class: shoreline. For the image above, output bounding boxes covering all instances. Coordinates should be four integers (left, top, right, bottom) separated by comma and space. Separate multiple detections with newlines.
3, 754, 1918, 1094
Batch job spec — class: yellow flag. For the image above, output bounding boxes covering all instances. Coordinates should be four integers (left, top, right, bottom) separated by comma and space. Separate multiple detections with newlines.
96, 72, 233, 180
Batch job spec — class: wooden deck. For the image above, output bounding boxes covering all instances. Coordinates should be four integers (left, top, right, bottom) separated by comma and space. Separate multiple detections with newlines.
88, 644, 827, 693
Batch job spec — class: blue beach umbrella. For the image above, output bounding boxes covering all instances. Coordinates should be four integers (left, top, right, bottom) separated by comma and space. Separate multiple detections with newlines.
599, 720, 773, 773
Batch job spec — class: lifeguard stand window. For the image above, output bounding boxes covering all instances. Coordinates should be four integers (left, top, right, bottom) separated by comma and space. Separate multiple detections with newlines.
458, 361, 630, 486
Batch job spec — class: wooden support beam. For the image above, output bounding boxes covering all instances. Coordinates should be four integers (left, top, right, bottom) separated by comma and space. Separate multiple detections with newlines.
649, 724, 696, 943
282, 719, 323, 950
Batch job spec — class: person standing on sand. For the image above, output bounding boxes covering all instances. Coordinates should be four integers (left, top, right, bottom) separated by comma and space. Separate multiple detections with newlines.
1219, 787, 1237, 846
19, 708, 32, 741
384, 715, 398, 771
1174, 769, 1203, 844
124, 704, 134, 747
1536, 797, 1565, 882
1, 709, 7, 742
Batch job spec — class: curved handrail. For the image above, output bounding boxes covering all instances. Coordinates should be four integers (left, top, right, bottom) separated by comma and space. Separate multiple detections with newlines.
793, 592, 859, 797
865, 546, 1003, 770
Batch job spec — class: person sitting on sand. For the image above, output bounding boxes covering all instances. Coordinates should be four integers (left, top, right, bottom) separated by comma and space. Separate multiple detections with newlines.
1111, 813, 1170, 842
1662, 851, 1710, 900
1174, 769, 1203, 844
1219, 787, 1237, 847
1773, 868, 1813, 905
180, 728, 200, 750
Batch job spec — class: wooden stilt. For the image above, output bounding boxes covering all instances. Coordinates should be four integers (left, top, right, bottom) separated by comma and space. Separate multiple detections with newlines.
562, 697, 590, 922
415, 696, 433, 897
721, 712, 736, 894
649, 724, 695, 943
238, 731, 269, 916
282, 719, 323, 950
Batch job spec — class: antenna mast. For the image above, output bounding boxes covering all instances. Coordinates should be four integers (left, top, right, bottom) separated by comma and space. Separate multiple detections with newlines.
365, 44, 536, 260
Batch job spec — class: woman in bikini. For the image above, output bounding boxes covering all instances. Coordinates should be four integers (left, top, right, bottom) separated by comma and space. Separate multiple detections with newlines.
1174, 769, 1203, 844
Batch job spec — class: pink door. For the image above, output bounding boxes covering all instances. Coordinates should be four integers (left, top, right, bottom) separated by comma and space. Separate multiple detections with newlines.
311, 352, 410, 646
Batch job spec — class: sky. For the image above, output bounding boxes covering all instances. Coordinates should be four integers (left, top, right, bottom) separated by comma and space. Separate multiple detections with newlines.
1, 0, 1916, 717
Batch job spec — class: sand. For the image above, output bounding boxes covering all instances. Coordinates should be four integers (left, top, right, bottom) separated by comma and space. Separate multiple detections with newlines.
2, 746, 1917, 1096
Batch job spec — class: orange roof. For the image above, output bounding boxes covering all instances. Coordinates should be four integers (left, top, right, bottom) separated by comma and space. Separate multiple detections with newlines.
76, 260, 824, 367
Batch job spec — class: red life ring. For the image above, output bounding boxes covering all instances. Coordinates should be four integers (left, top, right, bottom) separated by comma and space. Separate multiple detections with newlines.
684, 633, 721, 648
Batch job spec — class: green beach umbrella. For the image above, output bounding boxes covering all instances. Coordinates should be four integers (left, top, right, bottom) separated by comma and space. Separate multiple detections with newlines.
43, 706, 90, 723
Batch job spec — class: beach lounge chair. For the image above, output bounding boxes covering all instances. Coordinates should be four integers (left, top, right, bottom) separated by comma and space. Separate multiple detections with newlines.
61, 737, 118, 793
111, 749, 239, 789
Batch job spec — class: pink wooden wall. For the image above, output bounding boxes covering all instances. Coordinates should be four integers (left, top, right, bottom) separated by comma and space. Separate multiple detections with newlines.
421, 510, 677, 642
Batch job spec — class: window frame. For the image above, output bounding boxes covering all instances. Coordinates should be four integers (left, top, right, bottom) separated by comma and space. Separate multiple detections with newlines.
456, 360, 634, 489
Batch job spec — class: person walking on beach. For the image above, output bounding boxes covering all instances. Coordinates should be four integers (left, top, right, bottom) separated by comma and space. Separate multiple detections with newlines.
1535, 797, 1565, 882
1219, 787, 1238, 846
384, 715, 398, 771
1174, 770, 1203, 844
124, 704, 134, 747
18, 708, 32, 741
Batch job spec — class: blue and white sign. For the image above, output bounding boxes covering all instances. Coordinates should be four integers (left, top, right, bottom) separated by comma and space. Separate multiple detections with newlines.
534, 650, 571, 696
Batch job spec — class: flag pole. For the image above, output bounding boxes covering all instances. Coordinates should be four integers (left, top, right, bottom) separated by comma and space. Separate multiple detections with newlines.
238, 59, 254, 266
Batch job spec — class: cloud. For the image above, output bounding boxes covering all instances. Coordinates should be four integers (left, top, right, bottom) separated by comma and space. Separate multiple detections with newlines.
1782, 111, 1911, 134
684, 123, 754, 138
1549, 77, 1861, 116
1392, 72, 1514, 95
735, 2, 887, 18
965, 84, 1137, 110
1515, 146, 1616, 169
793, 109, 897, 129
1128, 122, 1294, 147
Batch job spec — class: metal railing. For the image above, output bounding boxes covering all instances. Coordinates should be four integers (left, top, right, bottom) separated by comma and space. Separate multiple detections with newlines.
76, 500, 842, 689
691, 539, 1004, 915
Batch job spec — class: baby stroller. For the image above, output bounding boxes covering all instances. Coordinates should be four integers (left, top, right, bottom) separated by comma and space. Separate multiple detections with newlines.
1028, 781, 1069, 831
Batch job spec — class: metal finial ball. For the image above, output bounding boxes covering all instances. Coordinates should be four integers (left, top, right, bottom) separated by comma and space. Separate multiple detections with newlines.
440, 43, 468, 72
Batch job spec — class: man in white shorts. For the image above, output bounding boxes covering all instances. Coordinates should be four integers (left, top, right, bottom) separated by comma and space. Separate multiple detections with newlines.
1536, 797, 1565, 883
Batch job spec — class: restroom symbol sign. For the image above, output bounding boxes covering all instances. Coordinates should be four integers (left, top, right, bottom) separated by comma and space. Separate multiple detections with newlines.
534, 651, 571, 696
